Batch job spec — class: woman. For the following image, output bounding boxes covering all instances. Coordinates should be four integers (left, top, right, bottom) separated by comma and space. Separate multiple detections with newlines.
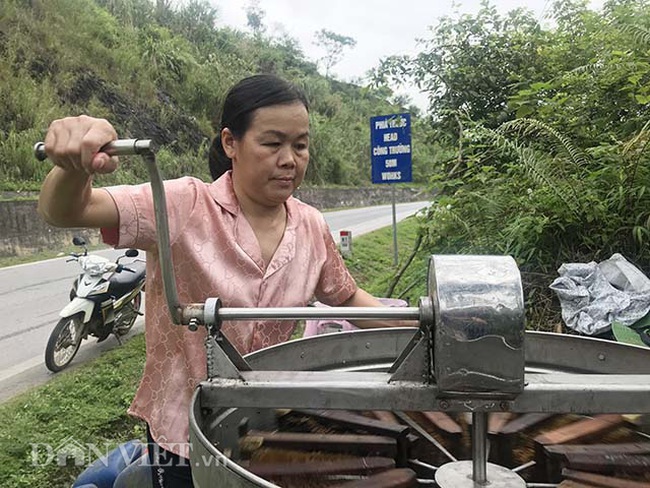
38, 74, 401, 487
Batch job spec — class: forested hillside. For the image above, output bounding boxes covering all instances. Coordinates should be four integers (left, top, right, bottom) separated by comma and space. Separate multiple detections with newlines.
0, 0, 436, 191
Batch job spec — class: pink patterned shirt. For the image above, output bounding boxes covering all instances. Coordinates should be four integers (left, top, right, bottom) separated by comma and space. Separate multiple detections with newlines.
101, 172, 357, 457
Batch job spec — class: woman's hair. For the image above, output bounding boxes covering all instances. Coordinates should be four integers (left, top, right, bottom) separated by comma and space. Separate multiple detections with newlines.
209, 74, 309, 181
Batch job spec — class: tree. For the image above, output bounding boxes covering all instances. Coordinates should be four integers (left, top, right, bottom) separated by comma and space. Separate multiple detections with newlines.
371, 2, 543, 135
172, 0, 219, 52
155, 0, 174, 26
313, 29, 356, 78
96, 0, 155, 27
245, 0, 266, 37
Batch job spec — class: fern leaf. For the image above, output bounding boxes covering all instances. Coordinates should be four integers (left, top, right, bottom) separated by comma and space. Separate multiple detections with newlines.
612, 21, 650, 47
623, 118, 650, 157
469, 126, 583, 217
498, 118, 589, 168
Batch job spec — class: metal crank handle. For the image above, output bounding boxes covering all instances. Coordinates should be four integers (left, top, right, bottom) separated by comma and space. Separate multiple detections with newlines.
197, 296, 434, 330
34, 137, 185, 325
33, 139, 154, 161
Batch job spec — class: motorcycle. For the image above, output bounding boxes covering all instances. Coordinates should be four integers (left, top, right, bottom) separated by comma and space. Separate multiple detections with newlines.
45, 236, 146, 372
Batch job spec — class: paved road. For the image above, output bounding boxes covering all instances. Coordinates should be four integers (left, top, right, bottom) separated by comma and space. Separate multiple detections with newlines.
321, 202, 429, 242
0, 201, 430, 402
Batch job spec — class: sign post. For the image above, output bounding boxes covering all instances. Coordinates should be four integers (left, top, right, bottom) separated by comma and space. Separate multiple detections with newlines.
339, 230, 352, 257
370, 113, 412, 266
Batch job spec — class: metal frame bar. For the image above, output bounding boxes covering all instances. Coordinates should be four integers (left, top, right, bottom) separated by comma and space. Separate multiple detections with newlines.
217, 306, 422, 321
199, 371, 650, 413
472, 412, 488, 483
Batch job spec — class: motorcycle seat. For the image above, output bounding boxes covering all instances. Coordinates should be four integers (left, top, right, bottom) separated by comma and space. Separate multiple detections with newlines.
109, 261, 146, 297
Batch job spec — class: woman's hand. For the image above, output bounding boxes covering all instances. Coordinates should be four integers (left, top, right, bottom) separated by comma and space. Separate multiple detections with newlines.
38, 115, 120, 229
43, 115, 119, 174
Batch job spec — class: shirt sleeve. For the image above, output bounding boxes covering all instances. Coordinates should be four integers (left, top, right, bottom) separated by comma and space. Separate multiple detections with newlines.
100, 177, 198, 251
313, 213, 358, 306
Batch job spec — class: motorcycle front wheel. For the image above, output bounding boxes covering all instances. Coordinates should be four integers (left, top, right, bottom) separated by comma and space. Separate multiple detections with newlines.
45, 313, 84, 372
114, 291, 142, 336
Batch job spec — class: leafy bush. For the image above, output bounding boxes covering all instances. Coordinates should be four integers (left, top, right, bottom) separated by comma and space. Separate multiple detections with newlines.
371, 0, 650, 329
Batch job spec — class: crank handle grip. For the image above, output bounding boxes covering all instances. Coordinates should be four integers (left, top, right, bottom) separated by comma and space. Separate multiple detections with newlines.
34, 139, 154, 161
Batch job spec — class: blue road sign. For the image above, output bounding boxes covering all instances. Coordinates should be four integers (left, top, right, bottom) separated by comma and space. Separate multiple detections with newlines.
370, 113, 412, 184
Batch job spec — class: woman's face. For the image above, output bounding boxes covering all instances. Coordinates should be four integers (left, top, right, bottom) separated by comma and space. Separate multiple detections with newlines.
223, 101, 309, 208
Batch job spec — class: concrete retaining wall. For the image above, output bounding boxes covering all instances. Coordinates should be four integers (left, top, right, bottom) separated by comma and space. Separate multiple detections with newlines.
0, 186, 428, 257
0, 200, 103, 257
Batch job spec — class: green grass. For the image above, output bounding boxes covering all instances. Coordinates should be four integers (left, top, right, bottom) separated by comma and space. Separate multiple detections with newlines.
0, 335, 146, 488
344, 216, 428, 304
0, 219, 423, 487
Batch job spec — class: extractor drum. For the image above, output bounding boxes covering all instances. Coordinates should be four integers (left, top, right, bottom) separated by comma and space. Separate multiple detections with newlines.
189, 328, 650, 487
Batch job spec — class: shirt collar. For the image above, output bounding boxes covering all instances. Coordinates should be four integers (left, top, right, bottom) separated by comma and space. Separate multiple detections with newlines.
209, 171, 239, 215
